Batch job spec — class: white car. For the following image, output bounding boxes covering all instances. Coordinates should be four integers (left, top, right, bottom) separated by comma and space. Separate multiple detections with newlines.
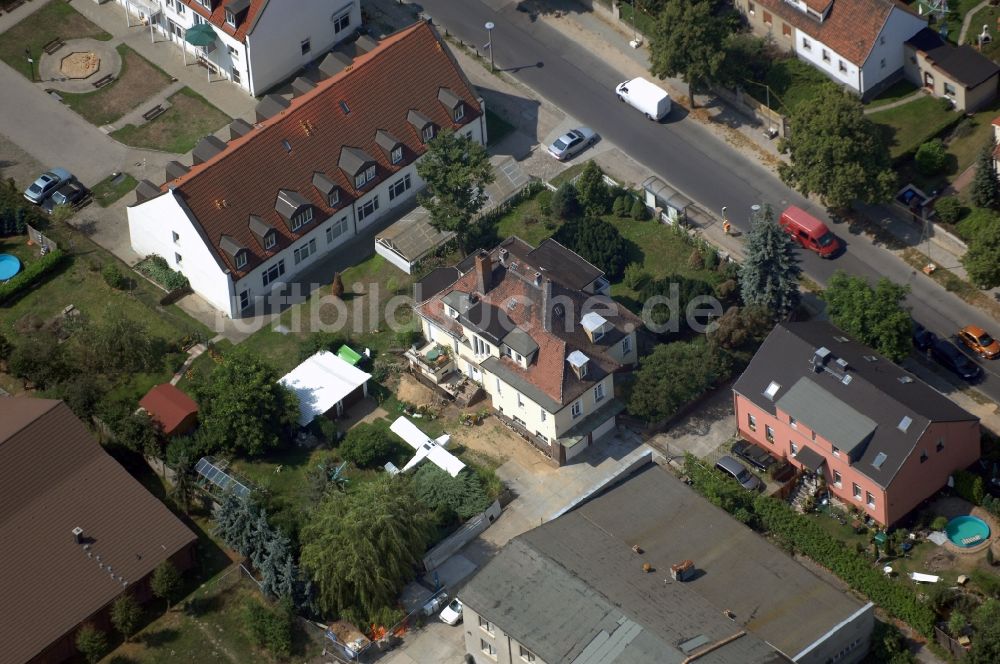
439, 598, 463, 625
547, 127, 597, 161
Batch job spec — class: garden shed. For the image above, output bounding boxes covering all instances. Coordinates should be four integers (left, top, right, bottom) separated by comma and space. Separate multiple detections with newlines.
279, 351, 372, 426
139, 383, 198, 437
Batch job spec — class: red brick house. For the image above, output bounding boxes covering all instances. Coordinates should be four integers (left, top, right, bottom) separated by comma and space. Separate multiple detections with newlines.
734, 322, 980, 526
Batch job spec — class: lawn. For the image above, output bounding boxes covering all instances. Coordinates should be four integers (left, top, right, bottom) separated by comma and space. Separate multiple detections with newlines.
869, 94, 960, 160
967, 6, 1000, 61
0, 0, 111, 79
617, 1, 657, 38
485, 108, 515, 147
112, 87, 232, 154
749, 58, 830, 116
865, 79, 919, 109
90, 171, 138, 207
60, 45, 172, 127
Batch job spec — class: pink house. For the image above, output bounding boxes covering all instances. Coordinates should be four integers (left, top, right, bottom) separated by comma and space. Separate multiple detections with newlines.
734, 322, 980, 526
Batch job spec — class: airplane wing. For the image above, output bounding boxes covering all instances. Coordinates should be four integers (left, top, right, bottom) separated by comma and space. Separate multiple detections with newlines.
434, 434, 451, 448
391, 416, 430, 451
401, 443, 432, 473
426, 445, 466, 478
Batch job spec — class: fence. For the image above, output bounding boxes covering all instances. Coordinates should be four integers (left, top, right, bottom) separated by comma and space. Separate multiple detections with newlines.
712, 85, 790, 139
422, 499, 501, 571
934, 624, 968, 660
25, 223, 58, 252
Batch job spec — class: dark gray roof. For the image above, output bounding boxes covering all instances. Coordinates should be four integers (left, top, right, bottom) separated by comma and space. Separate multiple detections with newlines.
375, 129, 401, 154
503, 236, 604, 291
481, 355, 561, 412
407, 109, 432, 131
776, 377, 878, 457
311, 171, 338, 196
254, 94, 290, 122
415, 267, 460, 302
461, 299, 512, 345
734, 322, 977, 488
437, 86, 462, 109
191, 135, 227, 165
219, 234, 244, 258
165, 160, 190, 181
339, 146, 372, 175
226, 0, 251, 14
291, 76, 317, 98
228, 118, 253, 140
274, 189, 309, 220
906, 27, 1000, 88
795, 444, 827, 472
319, 51, 353, 79
134, 179, 163, 204
462, 463, 860, 663
503, 327, 539, 357
248, 214, 274, 242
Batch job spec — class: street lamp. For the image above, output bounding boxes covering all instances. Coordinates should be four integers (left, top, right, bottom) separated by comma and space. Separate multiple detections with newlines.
24, 47, 34, 82
484, 21, 495, 72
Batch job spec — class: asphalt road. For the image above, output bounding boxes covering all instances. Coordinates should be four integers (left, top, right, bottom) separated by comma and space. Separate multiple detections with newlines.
420, 0, 1000, 401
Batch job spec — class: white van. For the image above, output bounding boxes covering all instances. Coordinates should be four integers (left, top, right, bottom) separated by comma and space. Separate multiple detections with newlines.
615, 77, 671, 121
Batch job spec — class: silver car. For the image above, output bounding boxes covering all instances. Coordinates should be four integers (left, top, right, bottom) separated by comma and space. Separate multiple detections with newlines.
547, 127, 597, 161
24, 168, 73, 204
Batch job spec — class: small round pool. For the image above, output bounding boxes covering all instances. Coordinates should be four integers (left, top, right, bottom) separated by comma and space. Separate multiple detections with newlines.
946, 516, 991, 548
0, 254, 21, 281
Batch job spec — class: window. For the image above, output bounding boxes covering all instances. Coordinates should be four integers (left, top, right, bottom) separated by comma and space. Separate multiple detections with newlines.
174, 1, 186, 14
920, 451, 928, 463
822, 49, 830, 63
832, 446, 840, 457
264, 232, 276, 250
166, 0, 175, 9
193, 14, 205, 25
479, 617, 494, 635
880, 58, 886, 69
790, 441, 799, 455
763, 10, 771, 25
174, 252, 183, 265
239, 290, 250, 310
333, 10, 351, 33
880, 34, 885, 45
422, 124, 435, 142
357, 196, 380, 222
540, 409, 547, 422
231, 67, 240, 84
481, 639, 497, 657
301, 38, 311, 56
622, 336, 632, 354
326, 216, 349, 244
747, 413, 757, 432
594, 382, 606, 402
782, 22, 791, 37
293, 238, 317, 265
197, 0, 210, 7
520, 646, 536, 662
866, 492, 875, 508
474, 336, 488, 357
226, 10, 236, 27
389, 174, 412, 201
789, 416, 797, 428
172, 230, 180, 243
328, 189, 340, 207
839, 60, 847, 73
454, 104, 465, 122
291, 207, 313, 232
833, 470, 842, 487
228, 44, 239, 58
262, 259, 286, 287
365, 165, 376, 181
853, 483, 861, 500
937, 440, 945, 453
765, 424, 774, 443
495, 377, 502, 394
235, 251, 247, 269
391, 146, 403, 164
944, 82, 956, 97
802, 37, 811, 51
354, 171, 368, 189
571, 401, 583, 419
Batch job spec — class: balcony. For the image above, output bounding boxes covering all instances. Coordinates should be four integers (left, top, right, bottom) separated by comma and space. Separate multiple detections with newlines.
405, 342, 456, 384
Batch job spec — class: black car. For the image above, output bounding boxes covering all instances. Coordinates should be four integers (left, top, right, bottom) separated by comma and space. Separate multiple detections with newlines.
41, 182, 89, 214
731, 439, 776, 472
930, 339, 982, 381
912, 322, 937, 352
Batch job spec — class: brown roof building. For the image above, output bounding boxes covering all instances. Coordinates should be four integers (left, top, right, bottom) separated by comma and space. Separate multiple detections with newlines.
139, 383, 199, 437
0, 399, 197, 664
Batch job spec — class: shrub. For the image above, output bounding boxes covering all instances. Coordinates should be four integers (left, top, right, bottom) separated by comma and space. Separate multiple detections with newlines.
914, 139, 949, 176
611, 195, 627, 217
953, 469, 985, 505
553, 216, 630, 279
631, 198, 650, 220
956, 207, 1000, 241
622, 262, 649, 290
75, 625, 108, 664
0, 249, 65, 305
299, 332, 348, 362
551, 182, 580, 220
102, 263, 127, 290
136, 255, 189, 291
340, 422, 402, 468
934, 196, 963, 224
412, 464, 491, 520
395, 327, 423, 349
537, 188, 553, 216
702, 246, 719, 270
931, 515, 949, 531
576, 161, 611, 215
243, 597, 293, 657
687, 248, 705, 270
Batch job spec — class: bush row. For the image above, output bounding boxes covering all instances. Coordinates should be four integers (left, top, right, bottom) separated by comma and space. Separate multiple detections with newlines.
136, 254, 189, 291
0, 249, 65, 305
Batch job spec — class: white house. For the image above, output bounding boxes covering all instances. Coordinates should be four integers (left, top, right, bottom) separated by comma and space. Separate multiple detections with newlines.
113, 0, 362, 95
410, 238, 641, 465
735, 0, 927, 97
127, 21, 487, 318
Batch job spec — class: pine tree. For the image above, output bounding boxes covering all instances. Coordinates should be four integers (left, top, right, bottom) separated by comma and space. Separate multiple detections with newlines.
170, 454, 194, 514
972, 136, 1000, 210
739, 204, 802, 319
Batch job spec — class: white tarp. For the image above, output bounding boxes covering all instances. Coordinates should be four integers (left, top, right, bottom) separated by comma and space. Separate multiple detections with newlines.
391, 416, 466, 477
280, 351, 371, 426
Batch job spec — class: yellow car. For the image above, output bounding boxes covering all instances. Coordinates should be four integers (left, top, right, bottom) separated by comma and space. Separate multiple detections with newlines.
958, 325, 1000, 359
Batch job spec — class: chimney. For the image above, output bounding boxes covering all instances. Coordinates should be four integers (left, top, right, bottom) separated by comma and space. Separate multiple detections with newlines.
499, 247, 509, 266
474, 250, 492, 293
670, 559, 695, 582
72, 527, 84, 544
534, 272, 542, 287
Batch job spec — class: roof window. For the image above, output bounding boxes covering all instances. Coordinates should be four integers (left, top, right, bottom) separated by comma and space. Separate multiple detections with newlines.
763, 381, 780, 401
872, 452, 888, 470
898, 416, 912, 433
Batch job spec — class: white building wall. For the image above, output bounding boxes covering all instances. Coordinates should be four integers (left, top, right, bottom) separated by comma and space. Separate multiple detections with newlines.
461, 606, 549, 664
794, 31, 861, 93
485, 373, 558, 442
244, 0, 361, 95
860, 8, 927, 95
550, 373, 615, 438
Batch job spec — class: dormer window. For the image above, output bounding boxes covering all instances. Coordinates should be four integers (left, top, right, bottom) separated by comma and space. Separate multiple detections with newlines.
438, 87, 466, 123
391, 146, 403, 164
376, 129, 404, 166
365, 165, 376, 181
225, 0, 251, 27
340, 146, 377, 190
264, 232, 276, 250
354, 171, 368, 189
291, 207, 313, 232
220, 234, 248, 271
274, 189, 312, 232
453, 104, 465, 122
328, 189, 339, 206
225, 9, 235, 25
422, 125, 435, 142
235, 251, 247, 269
567, 350, 589, 379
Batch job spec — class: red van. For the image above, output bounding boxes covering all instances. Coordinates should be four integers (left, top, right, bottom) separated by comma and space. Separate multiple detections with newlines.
779, 205, 841, 258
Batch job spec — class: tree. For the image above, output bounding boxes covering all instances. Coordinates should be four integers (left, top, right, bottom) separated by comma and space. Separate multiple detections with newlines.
553, 216, 631, 280
971, 136, 1000, 210
649, 0, 730, 106
8, 332, 72, 389
631, 197, 650, 220
717, 33, 769, 89
0, 330, 12, 365
551, 181, 580, 220
707, 306, 774, 352
739, 204, 801, 319
114, 411, 161, 458
49, 373, 104, 421
196, 348, 299, 457
412, 465, 491, 520
340, 422, 402, 468
300, 476, 433, 620
822, 272, 912, 361
778, 84, 896, 210
150, 561, 182, 610
934, 196, 963, 224
170, 454, 195, 514
415, 129, 494, 253
85, 308, 162, 376
75, 625, 108, 664
111, 593, 142, 642
102, 263, 127, 290
330, 272, 345, 299
243, 597, 293, 657
968, 599, 1000, 664
963, 222, 1000, 289
914, 139, 949, 176
627, 340, 728, 422
576, 161, 610, 216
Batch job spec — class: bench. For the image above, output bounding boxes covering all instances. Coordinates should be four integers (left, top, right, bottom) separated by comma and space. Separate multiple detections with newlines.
142, 105, 166, 122
92, 74, 115, 89
42, 37, 64, 55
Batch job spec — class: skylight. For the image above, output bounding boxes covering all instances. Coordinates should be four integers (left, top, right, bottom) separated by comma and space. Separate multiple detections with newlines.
339, 100, 350, 114
763, 381, 781, 401
898, 416, 913, 433
872, 452, 888, 470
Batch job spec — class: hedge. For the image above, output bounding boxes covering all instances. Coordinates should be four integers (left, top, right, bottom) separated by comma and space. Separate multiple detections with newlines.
136, 254, 189, 291
0, 249, 66, 305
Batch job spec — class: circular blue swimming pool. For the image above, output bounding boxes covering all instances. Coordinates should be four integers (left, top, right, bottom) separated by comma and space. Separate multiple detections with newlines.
0, 254, 21, 281
946, 516, 991, 548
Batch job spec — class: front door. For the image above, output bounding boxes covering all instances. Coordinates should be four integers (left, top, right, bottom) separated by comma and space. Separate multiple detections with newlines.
924, 72, 934, 89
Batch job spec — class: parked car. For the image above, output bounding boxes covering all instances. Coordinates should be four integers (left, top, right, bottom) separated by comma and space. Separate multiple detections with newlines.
715, 455, 764, 492
778, 206, 841, 258
731, 439, 775, 472
930, 339, 982, 381
912, 322, 937, 352
23, 168, 72, 204
439, 598, 463, 625
547, 127, 597, 161
41, 181, 89, 214
615, 77, 671, 120
957, 325, 1000, 359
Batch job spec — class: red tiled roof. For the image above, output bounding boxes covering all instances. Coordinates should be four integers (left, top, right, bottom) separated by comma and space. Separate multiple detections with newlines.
180, 0, 266, 42
754, 0, 907, 66
161, 21, 482, 278
0, 399, 197, 664
139, 383, 199, 436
